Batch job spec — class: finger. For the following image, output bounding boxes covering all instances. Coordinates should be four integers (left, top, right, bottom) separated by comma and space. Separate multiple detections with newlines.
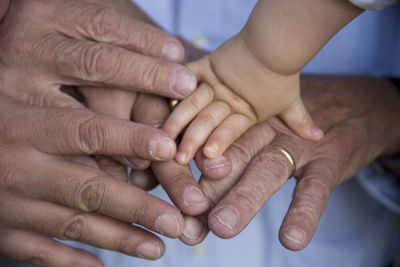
207, 134, 305, 239
46, 35, 196, 98
162, 83, 214, 139
0, 229, 102, 267
203, 114, 254, 159
60, 2, 184, 61
194, 121, 276, 179
176, 101, 231, 164
80, 86, 143, 172
279, 158, 335, 251
152, 160, 209, 216
7, 157, 184, 238
6, 198, 164, 260
280, 98, 324, 141
130, 169, 159, 191
129, 94, 170, 170
21, 105, 176, 161
62, 155, 99, 169
95, 156, 128, 182
80, 86, 136, 119
180, 215, 209, 246
132, 94, 170, 128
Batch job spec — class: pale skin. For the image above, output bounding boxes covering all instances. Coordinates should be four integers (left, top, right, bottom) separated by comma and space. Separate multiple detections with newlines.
163, 0, 364, 165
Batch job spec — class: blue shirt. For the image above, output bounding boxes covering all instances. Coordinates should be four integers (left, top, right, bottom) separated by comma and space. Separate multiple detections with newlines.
69, 1, 400, 266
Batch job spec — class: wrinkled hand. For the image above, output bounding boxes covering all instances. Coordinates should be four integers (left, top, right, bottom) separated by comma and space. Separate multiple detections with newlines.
0, 0, 196, 106
0, 94, 185, 266
175, 75, 400, 249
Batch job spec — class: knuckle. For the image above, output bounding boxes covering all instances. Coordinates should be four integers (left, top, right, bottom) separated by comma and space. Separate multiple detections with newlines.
76, 115, 105, 154
79, 43, 120, 82
115, 235, 134, 254
289, 201, 319, 229
90, 7, 121, 39
198, 112, 217, 126
131, 202, 146, 224
61, 214, 89, 241
140, 62, 163, 91
0, 166, 18, 193
299, 177, 331, 204
75, 177, 107, 212
231, 186, 261, 211
254, 151, 291, 180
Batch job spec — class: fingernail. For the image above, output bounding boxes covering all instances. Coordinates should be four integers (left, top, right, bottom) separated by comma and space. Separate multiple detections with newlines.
155, 214, 180, 237
283, 227, 306, 245
212, 206, 239, 231
204, 145, 218, 158
183, 186, 207, 206
175, 152, 187, 164
161, 41, 184, 62
183, 216, 204, 240
122, 156, 150, 170
172, 69, 197, 97
150, 137, 176, 160
137, 242, 161, 259
204, 155, 230, 171
312, 128, 324, 140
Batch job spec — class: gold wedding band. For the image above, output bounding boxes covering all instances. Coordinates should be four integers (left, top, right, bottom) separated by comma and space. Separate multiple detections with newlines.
168, 99, 180, 111
264, 145, 296, 178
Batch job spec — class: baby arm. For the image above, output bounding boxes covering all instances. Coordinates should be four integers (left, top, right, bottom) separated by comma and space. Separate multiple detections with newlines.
163, 0, 363, 165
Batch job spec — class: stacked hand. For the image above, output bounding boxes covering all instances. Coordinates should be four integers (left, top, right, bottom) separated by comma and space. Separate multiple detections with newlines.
1, 0, 400, 266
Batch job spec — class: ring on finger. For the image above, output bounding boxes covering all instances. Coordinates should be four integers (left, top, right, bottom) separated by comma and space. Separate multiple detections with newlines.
264, 145, 296, 178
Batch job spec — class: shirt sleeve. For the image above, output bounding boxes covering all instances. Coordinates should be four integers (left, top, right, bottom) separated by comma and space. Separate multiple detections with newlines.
357, 166, 400, 214
349, 0, 399, 10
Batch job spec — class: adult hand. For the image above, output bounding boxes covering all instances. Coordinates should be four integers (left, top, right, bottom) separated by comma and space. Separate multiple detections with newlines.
0, 0, 196, 105
0, 0, 10, 21
177, 75, 400, 249
0, 94, 184, 266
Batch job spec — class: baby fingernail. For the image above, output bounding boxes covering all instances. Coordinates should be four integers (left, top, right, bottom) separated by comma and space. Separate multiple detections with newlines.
150, 137, 176, 160
155, 214, 180, 237
137, 242, 161, 259
161, 41, 184, 62
212, 206, 239, 231
283, 227, 306, 245
172, 69, 197, 97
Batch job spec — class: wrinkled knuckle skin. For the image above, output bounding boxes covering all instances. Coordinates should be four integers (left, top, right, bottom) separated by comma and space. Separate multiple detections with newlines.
231, 186, 260, 212
62, 214, 89, 241
140, 62, 162, 91
289, 202, 319, 230
90, 7, 121, 40
0, 166, 18, 193
75, 178, 106, 212
254, 151, 291, 180
79, 43, 119, 82
300, 177, 331, 204
77, 115, 105, 154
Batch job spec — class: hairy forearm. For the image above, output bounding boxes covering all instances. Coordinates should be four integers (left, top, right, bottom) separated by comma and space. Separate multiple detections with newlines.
242, 0, 363, 75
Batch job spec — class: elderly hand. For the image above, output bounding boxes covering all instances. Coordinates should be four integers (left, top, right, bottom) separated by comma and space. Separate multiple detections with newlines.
0, 93, 186, 266
176, 75, 400, 249
0, 0, 196, 105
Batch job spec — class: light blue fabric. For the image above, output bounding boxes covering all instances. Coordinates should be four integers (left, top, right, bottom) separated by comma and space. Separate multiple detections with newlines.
69, 1, 400, 266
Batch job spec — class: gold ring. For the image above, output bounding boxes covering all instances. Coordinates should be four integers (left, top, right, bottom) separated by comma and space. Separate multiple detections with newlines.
168, 99, 180, 111
264, 145, 296, 178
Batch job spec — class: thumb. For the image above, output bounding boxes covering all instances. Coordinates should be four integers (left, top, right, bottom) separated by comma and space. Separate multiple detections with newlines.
280, 97, 324, 141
